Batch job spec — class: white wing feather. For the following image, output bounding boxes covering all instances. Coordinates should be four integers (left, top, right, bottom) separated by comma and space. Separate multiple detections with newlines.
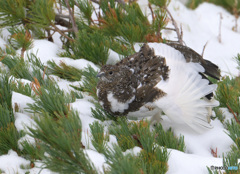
147, 43, 219, 133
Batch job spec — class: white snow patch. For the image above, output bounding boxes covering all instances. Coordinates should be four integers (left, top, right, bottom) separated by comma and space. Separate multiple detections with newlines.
0, 150, 30, 174
84, 149, 106, 173
167, 149, 224, 174
160, 116, 233, 157
52, 57, 99, 71
21, 40, 60, 64
12, 92, 35, 114
107, 49, 121, 64
124, 146, 142, 156
14, 112, 36, 132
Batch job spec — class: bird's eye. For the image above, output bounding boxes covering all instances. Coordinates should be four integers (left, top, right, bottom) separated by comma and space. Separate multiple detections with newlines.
109, 71, 113, 75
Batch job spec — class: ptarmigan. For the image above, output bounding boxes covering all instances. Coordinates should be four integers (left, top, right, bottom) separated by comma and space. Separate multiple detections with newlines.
96, 43, 220, 132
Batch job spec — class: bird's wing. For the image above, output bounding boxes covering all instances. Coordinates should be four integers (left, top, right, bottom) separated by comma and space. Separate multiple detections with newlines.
147, 43, 219, 133
167, 43, 221, 80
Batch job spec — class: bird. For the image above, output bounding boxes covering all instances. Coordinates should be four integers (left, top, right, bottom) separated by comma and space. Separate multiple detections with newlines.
96, 43, 220, 132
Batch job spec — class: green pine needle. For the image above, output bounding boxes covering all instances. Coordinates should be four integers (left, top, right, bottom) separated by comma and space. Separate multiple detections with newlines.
154, 124, 186, 152
28, 111, 97, 174
47, 60, 82, 82
90, 121, 109, 153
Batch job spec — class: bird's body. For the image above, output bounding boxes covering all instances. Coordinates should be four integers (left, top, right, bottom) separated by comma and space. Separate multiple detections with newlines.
97, 43, 220, 132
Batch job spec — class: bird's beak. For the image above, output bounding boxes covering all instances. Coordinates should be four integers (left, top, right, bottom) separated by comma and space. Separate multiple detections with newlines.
96, 72, 105, 78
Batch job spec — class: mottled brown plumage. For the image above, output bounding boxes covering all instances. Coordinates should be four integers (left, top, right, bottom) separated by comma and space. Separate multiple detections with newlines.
97, 44, 168, 115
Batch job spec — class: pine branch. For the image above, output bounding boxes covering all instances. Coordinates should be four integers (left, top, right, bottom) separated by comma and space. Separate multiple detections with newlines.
227, 104, 240, 125
47, 60, 82, 82
90, 121, 109, 153
0, 75, 22, 155
28, 111, 97, 174
51, 24, 75, 41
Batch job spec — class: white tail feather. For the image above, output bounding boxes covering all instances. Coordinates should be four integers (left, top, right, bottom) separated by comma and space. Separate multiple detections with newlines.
147, 43, 219, 133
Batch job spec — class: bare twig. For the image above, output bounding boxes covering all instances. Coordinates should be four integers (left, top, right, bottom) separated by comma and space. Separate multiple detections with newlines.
51, 24, 74, 41
201, 41, 208, 57
163, 27, 176, 31
180, 24, 183, 41
55, 0, 62, 14
64, 0, 78, 34
46, 30, 54, 42
148, 3, 155, 22
234, 15, 238, 32
164, 7, 183, 45
41, 30, 56, 41
210, 147, 218, 157
233, 0, 238, 32
218, 13, 223, 43
226, 103, 240, 125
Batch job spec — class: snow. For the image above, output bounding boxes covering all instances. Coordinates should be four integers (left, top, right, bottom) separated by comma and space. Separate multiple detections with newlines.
162, 1, 240, 76
14, 112, 35, 132
0, 0, 240, 173
52, 57, 99, 71
0, 150, 30, 174
107, 49, 121, 64
161, 117, 233, 157
21, 40, 60, 64
84, 149, 106, 173
12, 92, 35, 114
167, 149, 223, 174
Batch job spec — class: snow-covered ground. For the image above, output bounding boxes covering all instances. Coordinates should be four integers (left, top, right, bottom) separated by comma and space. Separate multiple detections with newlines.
1, 0, 240, 173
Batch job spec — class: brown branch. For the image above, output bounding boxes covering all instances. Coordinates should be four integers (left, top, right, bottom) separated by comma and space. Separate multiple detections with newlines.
218, 13, 223, 43
201, 41, 208, 57
56, 0, 63, 14
164, 7, 183, 45
210, 147, 218, 158
51, 24, 75, 42
180, 24, 183, 41
163, 27, 176, 31
64, 0, 78, 34
233, 0, 238, 32
148, 3, 155, 23
46, 29, 54, 42
226, 103, 240, 125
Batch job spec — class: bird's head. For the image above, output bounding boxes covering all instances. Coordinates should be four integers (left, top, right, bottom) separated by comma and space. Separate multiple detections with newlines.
97, 65, 133, 83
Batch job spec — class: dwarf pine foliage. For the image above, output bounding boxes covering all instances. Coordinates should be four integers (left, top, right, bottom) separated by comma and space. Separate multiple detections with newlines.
0, 0, 239, 173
